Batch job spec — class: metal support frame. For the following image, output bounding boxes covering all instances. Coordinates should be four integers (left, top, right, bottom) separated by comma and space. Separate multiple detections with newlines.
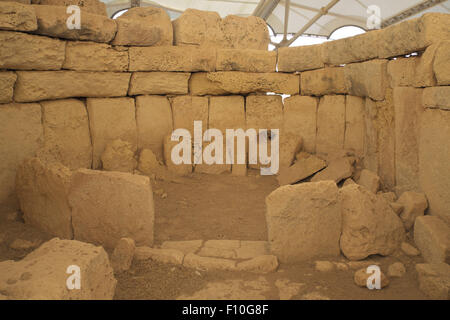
130, 0, 141, 8
282, 0, 290, 41
253, 0, 281, 19
381, 0, 448, 27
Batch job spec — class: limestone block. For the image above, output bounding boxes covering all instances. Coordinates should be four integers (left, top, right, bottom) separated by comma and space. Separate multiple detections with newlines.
277, 44, 324, 72
434, 40, 450, 85
246, 95, 283, 130
414, 43, 438, 87
397, 191, 428, 231
101, 139, 136, 173
38, 0, 107, 16
236, 255, 278, 273
216, 49, 276, 73
277, 154, 326, 186
279, 131, 303, 169
163, 134, 192, 176
160, 240, 203, 255
357, 169, 380, 194
416, 263, 450, 299
134, 247, 183, 265
171, 95, 208, 136
354, 268, 389, 288
235, 241, 269, 260
414, 216, 450, 264
183, 253, 236, 271
301, 67, 347, 96
0, 71, 16, 103
111, 238, 135, 273
112, 18, 160, 46
387, 57, 418, 87
209, 95, 245, 131
221, 15, 269, 50
310, 157, 354, 184
129, 72, 190, 96
362, 98, 378, 173
344, 59, 388, 101
422, 86, 450, 110
189, 72, 228, 96
0, 1, 36, 31
344, 95, 365, 155
69, 169, 154, 249
315, 95, 345, 156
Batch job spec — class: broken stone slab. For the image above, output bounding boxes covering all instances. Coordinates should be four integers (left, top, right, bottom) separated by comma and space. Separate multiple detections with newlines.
183, 253, 236, 271
188, 72, 229, 96
33, 5, 116, 43
0, 1, 37, 31
279, 132, 303, 169
388, 262, 406, 278
276, 154, 326, 186
414, 216, 450, 264
415, 263, 450, 300
339, 184, 406, 261
0, 31, 65, 70
68, 169, 155, 249
401, 242, 420, 257
310, 157, 354, 184
37, 0, 107, 16
111, 238, 135, 273
160, 240, 203, 255
423, 87, 450, 111
0, 71, 16, 103
266, 181, 341, 263
357, 169, 380, 194
129, 46, 215, 72
63, 41, 128, 72
204, 240, 240, 250
235, 241, 269, 260
16, 157, 73, 239
236, 255, 278, 274
134, 247, 184, 265
198, 246, 236, 259
101, 139, 137, 173
9, 238, 41, 250
277, 44, 325, 72
354, 268, 389, 289
344, 59, 388, 101
216, 49, 276, 73
300, 67, 348, 96
129, 72, 190, 95
396, 191, 428, 231
387, 57, 418, 87
433, 40, 450, 85
14, 71, 131, 102
0, 238, 116, 299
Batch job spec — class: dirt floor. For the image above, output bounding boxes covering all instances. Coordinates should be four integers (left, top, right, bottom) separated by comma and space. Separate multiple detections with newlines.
0, 171, 430, 300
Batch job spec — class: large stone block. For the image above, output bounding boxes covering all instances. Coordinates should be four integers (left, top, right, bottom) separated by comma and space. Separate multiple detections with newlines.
434, 40, 450, 85
206, 72, 299, 95
300, 67, 347, 96
112, 18, 160, 46
101, 139, 136, 173
0, 103, 43, 211
0, 238, 116, 299
69, 169, 154, 249
277, 154, 326, 186
0, 71, 16, 103
41, 99, 92, 169
246, 95, 283, 130
135, 95, 173, 160
387, 57, 418, 87
0, 31, 65, 70
339, 184, 405, 261
265, 181, 341, 263
344, 96, 365, 155
0, 1, 37, 31
221, 15, 269, 50
63, 41, 128, 72
189, 72, 228, 96
423, 87, 450, 110
416, 263, 450, 300
419, 108, 450, 224
129, 46, 215, 72
414, 43, 438, 87
14, 71, 131, 102
16, 158, 72, 238
216, 49, 276, 73
363, 98, 378, 173
209, 95, 245, 131
277, 44, 324, 72
344, 59, 388, 101
33, 5, 116, 42
316, 95, 345, 156
87, 97, 137, 169
163, 134, 193, 176
171, 95, 208, 136
38, 0, 107, 16
414, 216, 450, 264
129, 72, 190, 95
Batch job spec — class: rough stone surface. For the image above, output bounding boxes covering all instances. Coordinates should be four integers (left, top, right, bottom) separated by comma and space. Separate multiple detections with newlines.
129, 72, 190, 96
183, 253, 236, 271
311, 157, 354, 184
315, 95, 345, 156
401, 242, 421, 257
423, 87, 450, 110
265, 181, 341, 263
0, 1, 37, 31
387, 57, 418, 87
358, 169, 380, 194
354, 268, 389, 288
339, 184, 406, 261
277, 44, 324, 72
0, 71, 16, 103
236, 255, 278, 274
101, 139, 137, 173
111, 238, 135, 273
235, 241, 269, 260
0, 238, 116, 299
397, 192, 428, 231
87, 97, 137, 169
68, 169, 154, 249
414, 43, 438, 87
160, 240, 203, 255
277, 154, 326, 186
163, 134, 192, 176
388, 262, 406, 278
171, 95, 208, 136
37, 0, 107, 16
137, 148, 168, 180
246, 95, 283, 130
134, 247, 184, 265
344, 95, 365, 155
216, 49, 276, 73
414, 216, 450, 264
279, 132, 303, 169
14, 71, 131, 102
433, 40, 450, 85
221, 15, 269, 50
112, 18, 160, 46
416, 263, 450, 299
344, 59, 388, 101
188, 72, 228, 96
315, 261, 335, 272
301, 67, 347, 96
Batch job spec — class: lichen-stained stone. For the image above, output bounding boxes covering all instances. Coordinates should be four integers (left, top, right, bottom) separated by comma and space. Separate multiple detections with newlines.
322, 30, 380, 65
414, 43, 438, 88
135, 95, 173, 160
171, 95, 208, 136
0, 103, 43, 211
33, 5, 116, 43
16, 158, 73, 239
63, 41, 128, 72
86, 97, 137, 169
300, 67, 348, 96
0, 31, 65, 70
222, 15, 269, 50
189, 72, 229, 96
266, 181, 341, 263
387, 57, 418, 88
129, 46, 216, 72
69, 169, 154, 249
246, 95, 283, 130
111, 18, 161, 46
277, 44, 324, 72
14, 71, 131, 102
422, 87, 450, 110
0, 72, 16, 103
41, 99, 92, 169
419, 108, 450, 224
283, 95, 318, 154
433, 40, 450, 86
216, 49, 276, 73
206, 72, 299, 95
344, 96, 365, 156
316, 95, 345, 156
37, 0, 107, 16
120, 7, 173, 46
0, 1, 37, 31
129, 72, 190, 96
344, 59, 388, 101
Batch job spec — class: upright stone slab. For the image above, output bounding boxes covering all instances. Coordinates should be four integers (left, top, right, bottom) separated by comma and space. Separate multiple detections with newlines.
363, 98, 378, 174
344, 96, 365, 156
189, 72, 229, 96
171, 95, 208, 137
423, 87, 450, 110
277, 44, 324, 72
129, 72, 190, 95
69, 169, 155, 249
433, 40, 450, 85
414, 43, 438, 87
344, 59, 388, 101
316, 95, 345, 156
87, 97, 137, 169
301, 67, 347, 96
387, 57, 418, 87
0, 1, 37, 31
246, 95, 283, 130
216, 49, 276, 73
414, 216, 450, 264
0, 71, 16, 103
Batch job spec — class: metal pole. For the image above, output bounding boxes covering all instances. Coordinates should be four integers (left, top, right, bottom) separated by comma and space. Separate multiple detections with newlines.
282, 0, 290, 41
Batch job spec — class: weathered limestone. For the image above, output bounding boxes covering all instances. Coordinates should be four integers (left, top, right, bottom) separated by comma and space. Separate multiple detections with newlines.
216, 49, 276, 73
315, 261, 335, 272
315, 95, 345, 156
397, 192, 428, 231
120, 7, 173, 46
0, 72, 16, 103
266, 181, 341, 263
401, 242, 420, 257
206, 72, 299, 95
344, 95, 365, 155
68, 169, 154, 249
63, 41, 128, 72
387, 57, 418, 87
414, 43, 438, 87
414, 216, 450, 264
33, 5, 116, 42
209, 96, 245, 131
279, 132, 303, 169
86, 97, 137, 169
423, 87, 450, 110
416, 263, 450, 299
137, 148, 168, 180
111, 238, 135, 273
362, 98, 378, 174
236, 241, 270, 259
339, 184, 405, 261
344, 59, 388, 101
134, 247, 184, 265
0, 238, 116, 299
112, 18, 160, 46
129, 46, 215, 72
171, 95, 209, 136
14, 71, 131, 102
0, 103, 43, 211
300, 67, 347, 96
311, 157, 354, 184
135, 95, 173, 160
163, 134, 192, 176
419, 108, 450, 224
41, 99, 92, 169
357, 169, 380, 194
388, 262, 406, 278
277, 154, 326, 186
277, 44, 324, 72
188, 72, 228, 96
283, 96, 318, 153
129, 72, 190, 96
354, 268, 389, 288
236, 255, 278, 273
0, 1, 37, 31
160, 240, 203, 254
221, 15, 269, 50
246, 95, 283, 130
183, 253, 236, 271
0, 31, 65, 70
16, 158, 72, 239
433, 41, 450, 85
101, 139, 136, 173
38, 0, 107, 16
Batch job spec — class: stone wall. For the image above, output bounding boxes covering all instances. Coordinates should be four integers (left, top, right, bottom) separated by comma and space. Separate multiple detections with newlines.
0, 3, 449, 223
